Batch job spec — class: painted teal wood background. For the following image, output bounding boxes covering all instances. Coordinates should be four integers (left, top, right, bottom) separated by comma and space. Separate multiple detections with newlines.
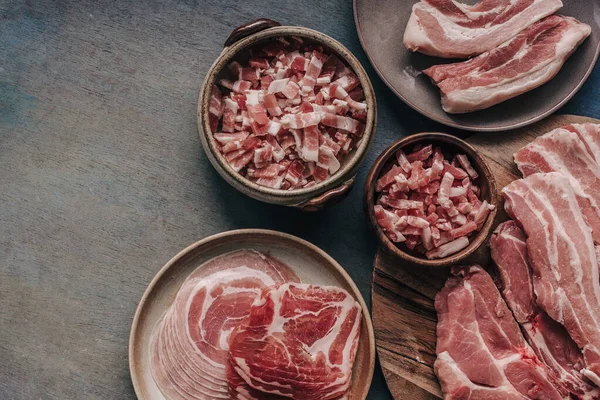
0, 1, 598, 399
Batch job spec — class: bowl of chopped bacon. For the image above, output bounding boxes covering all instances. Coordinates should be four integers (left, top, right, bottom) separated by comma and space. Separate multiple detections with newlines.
198, 19, 376, 210
364, 132, 498, 267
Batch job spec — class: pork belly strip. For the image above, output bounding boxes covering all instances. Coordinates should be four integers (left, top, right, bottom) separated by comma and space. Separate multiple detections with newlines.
503, 173, 600, 386
514, 127, 600, 244
404, 0, 563, 58
434, 265, 566, 400
423, 15, 591, 114
565, 123, 600, 165
491, 221, 600, 399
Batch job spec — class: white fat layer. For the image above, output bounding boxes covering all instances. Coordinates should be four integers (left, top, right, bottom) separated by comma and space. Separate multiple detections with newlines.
442, 19, 590, 113
571, 124, 600, 164
414, 0, 562, 48
504, 174, 600, 346
184, 266, 276, 368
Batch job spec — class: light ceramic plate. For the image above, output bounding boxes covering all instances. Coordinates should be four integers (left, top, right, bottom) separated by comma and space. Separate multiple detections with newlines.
129, 229, 376, 400
353, 0, 600, 132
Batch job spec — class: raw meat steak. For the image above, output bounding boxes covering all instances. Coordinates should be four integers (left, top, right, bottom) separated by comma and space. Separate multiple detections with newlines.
503, 172, 600, 386
514, 127, 600, 244
434, 265, 565, 400
404, 0, 563, 58
228, 283, 361, 400
423, 15, 591, 113
491, 221, 600, 399
150, 250, 299, 400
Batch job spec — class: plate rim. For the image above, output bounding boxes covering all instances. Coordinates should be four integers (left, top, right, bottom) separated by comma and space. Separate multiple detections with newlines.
352, 0, 600, 132
128, 228, 376, 400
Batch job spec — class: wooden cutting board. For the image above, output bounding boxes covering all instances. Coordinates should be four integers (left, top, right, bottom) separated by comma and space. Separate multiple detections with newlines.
372, 114, 600, 400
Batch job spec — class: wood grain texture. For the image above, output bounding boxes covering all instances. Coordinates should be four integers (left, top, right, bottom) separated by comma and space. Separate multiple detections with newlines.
373, 115, 600, 400
0, 0, 598, 398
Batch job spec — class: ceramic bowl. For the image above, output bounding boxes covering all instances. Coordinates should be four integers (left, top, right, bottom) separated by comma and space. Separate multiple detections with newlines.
198, 19, 377, 211
364, 132, 498, 267
129, 229, 376, 399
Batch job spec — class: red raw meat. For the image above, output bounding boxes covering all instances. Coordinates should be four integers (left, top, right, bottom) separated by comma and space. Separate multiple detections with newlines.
435, 265, 566, 399
150, 250, 299, 400
228, 283, 361, 400
404, 0, 562, 58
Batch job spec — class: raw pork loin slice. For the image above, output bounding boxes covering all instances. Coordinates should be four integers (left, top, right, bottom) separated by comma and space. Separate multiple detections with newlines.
150, 250, 299, 400
514, 127, 600, 244
434, 265, 565, 399
423, 15, 591, 113
228, 283, 361, 400
491, 221, 600, 399
503, 173, 600, 386
404, 0, 563, 58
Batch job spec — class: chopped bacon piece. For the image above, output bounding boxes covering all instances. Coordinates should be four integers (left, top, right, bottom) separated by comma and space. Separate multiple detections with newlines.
443, 161, 468, 179
208, 86, 224, 132
231, 80, 252, 93
282, 80, 300, 99
333, 72, 360, 91
320, 113, 361, 134
407, 144, 433, 163
214, 131, 249, 145
317, 145, 341, 174
249, 57, 269, 69
301, 52, 325, 91
426, 237, 469, 259
381, 197, 423, 210
290, 56, 307, 72
375, 205, 406, 242
267, 78, 289, 93
407, 216, 429, 229
438, 172, 454, 209
456, 154, 479, 179
376, 165, 405, 192
301, 125, 320, 162
281, 112, 322, 129
396, 149, 412, 173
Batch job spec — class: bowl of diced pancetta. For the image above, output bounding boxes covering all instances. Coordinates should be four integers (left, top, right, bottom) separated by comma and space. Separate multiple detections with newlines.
364, 132, 498, 267
198, 19, 376, 210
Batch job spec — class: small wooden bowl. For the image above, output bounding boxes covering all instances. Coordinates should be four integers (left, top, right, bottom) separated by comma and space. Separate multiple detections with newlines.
364, 132, 498, 268
198, 19, 377, 211
129, 229, 376, 399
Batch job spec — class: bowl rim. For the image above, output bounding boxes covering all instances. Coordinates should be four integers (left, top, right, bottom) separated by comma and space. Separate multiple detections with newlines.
128, 228, 377, 399
363, 132, 498, 267
197, 25, 377, 201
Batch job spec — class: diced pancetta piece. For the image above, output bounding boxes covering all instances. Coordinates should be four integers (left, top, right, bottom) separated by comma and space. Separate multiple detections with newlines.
214, 131, 249, 145
267, 78, 289, 93
228, 150, 254, 172
301, 51, 325, 91
333, 72, 360, 91
249, 57, 269, 69
320, 113, 361, 134
281, 112, 322, 129
301, 126, 320, 162
456, 154, 479, 179
443, 161, 468, 179
282, 80, 300, 99
285, 159, 305, 186
407, 216, 430, 229
265, 135, 285, 162
231, 80, 252, 93
438, 172, 454, 209
381, 197, 423, 210
245, 91, 269, 126
375, 205, 406, 243
376, 165, 404, 192
407, 145, 433, 163
208, 86, 224, 132
422, 227, 434, 250
395, 150, 412, 173
239, 67, 260, 84
450, 221, 477, 240
254, 145, 273, 169
318, 145, 341, 174
263, 93, 282, 116
425, 237, 469, 259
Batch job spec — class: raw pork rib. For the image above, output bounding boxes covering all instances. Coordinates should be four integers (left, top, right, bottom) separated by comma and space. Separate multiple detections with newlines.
503, 173, 600, 386
423, 15, 591, 113
228, 283, 361, 400
404, 0, 563, 58
514, 127, 600, 243
491, 221, 600, 399
434, 265, 565, 399
565, 123, 600, 165
150, 250, 299, 400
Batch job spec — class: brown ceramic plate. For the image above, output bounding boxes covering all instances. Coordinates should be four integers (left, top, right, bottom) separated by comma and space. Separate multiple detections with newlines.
129, 229, 376, 400
353, 0, 600, 132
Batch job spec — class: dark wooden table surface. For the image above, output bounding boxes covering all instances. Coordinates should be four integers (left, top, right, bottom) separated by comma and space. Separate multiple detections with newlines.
1, 1, 598, 399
